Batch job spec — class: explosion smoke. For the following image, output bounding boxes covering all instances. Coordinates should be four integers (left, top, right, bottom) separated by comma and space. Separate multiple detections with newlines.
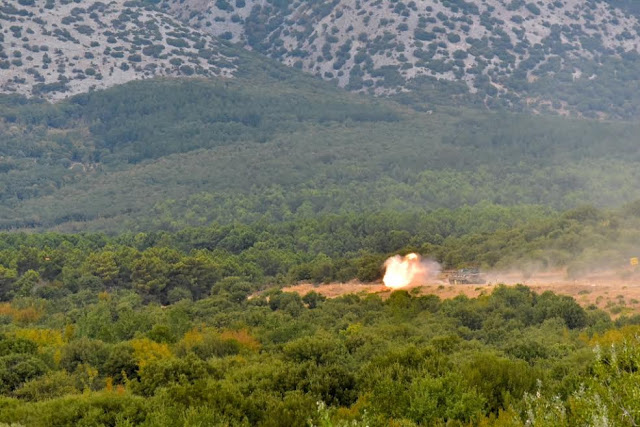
382, 253, 441, 289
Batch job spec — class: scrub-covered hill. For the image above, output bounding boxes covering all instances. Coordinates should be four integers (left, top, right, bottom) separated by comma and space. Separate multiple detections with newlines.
163, 0, 640, 117
0, 0, 237, 99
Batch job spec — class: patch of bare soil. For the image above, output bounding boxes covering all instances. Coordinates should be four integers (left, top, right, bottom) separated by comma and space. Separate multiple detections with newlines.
282, 270, 640, 317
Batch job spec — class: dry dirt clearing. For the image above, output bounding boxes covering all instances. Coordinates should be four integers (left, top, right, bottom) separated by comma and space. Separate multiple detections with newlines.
282, 271, 640, 317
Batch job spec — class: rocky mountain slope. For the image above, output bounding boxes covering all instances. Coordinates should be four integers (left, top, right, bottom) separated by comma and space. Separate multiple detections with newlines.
2, 0, 640, 117
0, 0, 237, 100
161, 0, 640, 117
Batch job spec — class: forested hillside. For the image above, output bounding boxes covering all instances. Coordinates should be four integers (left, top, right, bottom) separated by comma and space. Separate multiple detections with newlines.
1, 76, 640, 232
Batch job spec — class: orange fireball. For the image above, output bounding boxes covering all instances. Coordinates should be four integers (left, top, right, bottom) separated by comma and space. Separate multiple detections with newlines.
383, 253, 427, 289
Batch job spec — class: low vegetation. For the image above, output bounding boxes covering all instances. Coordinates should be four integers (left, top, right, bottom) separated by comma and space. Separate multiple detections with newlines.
1, 272, 640, 425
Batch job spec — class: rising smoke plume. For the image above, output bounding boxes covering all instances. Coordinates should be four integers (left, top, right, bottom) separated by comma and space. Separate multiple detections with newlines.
382, 253, 441, 289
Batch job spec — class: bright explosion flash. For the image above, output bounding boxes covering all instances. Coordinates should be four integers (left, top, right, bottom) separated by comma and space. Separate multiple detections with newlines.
382, 253, 440, 289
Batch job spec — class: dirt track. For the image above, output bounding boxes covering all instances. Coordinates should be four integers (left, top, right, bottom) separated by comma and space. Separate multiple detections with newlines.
282, 270, 640, 317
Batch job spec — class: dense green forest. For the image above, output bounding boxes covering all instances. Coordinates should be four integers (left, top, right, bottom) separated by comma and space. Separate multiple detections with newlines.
0, 202, 637, 304
1, 201, 640, 424
0, 258, 639, 425
1, 75, 640, 231
0, 198, 639, 424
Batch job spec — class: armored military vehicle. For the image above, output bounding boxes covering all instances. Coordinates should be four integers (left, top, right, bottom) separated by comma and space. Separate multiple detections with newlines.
448, 268, 486, 284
